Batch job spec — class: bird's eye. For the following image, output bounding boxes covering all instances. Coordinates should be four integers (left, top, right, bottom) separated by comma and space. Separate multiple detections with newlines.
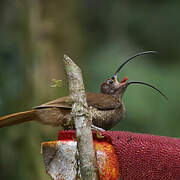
108, 79, 113, 84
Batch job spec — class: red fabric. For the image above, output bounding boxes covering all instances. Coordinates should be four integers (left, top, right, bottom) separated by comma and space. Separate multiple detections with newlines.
58, 131, 180, 180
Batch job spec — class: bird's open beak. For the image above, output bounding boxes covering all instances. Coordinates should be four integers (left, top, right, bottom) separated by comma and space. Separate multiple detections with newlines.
111, 51, 167, 99
112, 74, 119, 83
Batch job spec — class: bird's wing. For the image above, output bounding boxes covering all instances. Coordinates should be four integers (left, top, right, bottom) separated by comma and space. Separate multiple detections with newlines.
86, 92, 122, 110
35, 92, 122, 110
34, 96, 72, 109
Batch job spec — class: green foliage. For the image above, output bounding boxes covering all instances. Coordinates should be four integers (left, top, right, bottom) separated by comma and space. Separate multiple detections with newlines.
51, 79, 62, 88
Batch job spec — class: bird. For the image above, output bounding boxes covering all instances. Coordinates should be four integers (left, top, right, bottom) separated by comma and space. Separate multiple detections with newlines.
0, 51, 167, 130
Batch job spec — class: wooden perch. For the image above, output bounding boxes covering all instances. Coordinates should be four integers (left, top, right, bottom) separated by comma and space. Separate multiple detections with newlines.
41, 55, 99, 180
64, 55, 99, 179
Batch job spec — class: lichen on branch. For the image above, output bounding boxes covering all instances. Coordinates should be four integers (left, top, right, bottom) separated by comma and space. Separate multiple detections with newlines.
63, 54, 99, 180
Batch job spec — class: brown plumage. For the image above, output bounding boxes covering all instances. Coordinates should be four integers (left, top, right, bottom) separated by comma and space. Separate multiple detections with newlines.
0, 51, 167, 130
0, 92, 125, 130
0, 110, 35, 128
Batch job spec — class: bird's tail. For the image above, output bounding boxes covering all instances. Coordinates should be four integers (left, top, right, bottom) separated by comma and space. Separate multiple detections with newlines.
0, 110, 35, 128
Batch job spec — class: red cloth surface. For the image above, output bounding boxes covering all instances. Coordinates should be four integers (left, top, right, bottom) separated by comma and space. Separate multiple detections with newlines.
58, 131, 180, 180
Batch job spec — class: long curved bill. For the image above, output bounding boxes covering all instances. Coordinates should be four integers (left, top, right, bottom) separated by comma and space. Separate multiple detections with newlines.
127, 81, 168, 100
111, 51, 167, 100
112, 51, 157, 79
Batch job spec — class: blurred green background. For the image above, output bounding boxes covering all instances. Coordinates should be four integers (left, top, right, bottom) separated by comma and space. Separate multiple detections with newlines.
0, 1, 180, 179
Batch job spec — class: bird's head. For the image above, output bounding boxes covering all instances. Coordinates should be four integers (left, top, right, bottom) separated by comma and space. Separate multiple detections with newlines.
100, 51, 167, 100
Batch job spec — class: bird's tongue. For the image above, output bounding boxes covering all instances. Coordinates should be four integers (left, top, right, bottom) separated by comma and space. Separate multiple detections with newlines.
120, 77, 128, 84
